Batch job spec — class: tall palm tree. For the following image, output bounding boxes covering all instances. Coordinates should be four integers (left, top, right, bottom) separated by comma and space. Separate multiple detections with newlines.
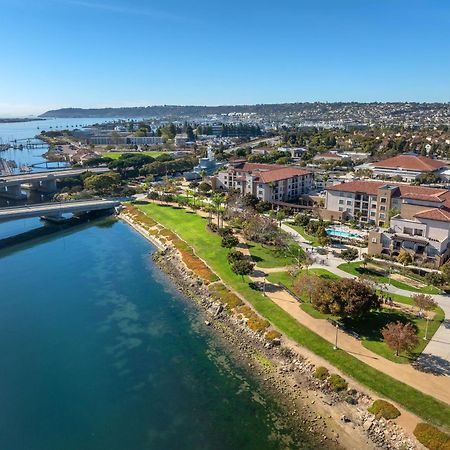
212, 193, 224, 228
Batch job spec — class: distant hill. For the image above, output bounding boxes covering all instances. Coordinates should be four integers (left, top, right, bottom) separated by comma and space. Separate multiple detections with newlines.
40, 103, 450, 124
40, 103, 338, 118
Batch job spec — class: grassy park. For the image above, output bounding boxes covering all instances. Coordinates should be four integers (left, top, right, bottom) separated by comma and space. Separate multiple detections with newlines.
248, 242, 303, 268
135, 202, 450, 429
103, 151, 167, 160
338, 261, 440, 294
286, 223, 321, 247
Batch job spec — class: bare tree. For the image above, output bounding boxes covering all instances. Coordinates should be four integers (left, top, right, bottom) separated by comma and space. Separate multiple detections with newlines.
382, 321, 419, 356
412, 294, 437, 340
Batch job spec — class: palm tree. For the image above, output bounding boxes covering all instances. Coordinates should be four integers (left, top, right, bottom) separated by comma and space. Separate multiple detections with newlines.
212, 193, 224, 228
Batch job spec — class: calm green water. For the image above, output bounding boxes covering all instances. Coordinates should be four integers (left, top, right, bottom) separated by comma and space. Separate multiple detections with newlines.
0, 219, 316, 450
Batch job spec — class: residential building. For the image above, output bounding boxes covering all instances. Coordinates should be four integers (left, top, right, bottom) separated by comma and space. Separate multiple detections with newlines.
175, 134, 189, 146
213, 161, 313, 202
88, 135, 163, 146
368, 154, 448, 181
323, 179, 450, 266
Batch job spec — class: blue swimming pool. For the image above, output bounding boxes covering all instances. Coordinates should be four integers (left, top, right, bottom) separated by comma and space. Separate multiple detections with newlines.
326, 229, 360, 239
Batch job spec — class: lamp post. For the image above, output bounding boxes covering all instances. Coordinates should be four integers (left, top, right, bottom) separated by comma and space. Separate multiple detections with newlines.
424, 314, 430, 340
333, 323, 339, 350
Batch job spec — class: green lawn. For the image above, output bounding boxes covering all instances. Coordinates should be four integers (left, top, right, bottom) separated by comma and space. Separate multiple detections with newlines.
267, 269, 339, 291
103, 151, 166, 160
345, 307, 445, 364
286, 223, 320, 247
135, 203, 450, 430
247, 242, 303, 268
338, 261, 440, 294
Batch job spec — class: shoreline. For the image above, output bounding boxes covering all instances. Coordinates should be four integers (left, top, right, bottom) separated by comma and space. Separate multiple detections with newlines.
121, 210, 419, 450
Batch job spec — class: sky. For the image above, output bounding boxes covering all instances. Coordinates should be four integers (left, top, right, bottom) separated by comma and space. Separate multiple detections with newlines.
0, 0, 449, 116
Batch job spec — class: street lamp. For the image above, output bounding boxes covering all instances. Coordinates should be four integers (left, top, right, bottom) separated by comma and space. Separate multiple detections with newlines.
424, 314, 430, 340
333, 323, 339, 350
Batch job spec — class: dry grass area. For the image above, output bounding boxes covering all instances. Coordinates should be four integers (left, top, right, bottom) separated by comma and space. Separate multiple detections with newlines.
390, 273, 426, 289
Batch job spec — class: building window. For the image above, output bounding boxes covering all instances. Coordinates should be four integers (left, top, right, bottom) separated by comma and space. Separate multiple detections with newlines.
379, 213, 385, 219
414, 229, 423, 236
380, 205, 386, 211
339, 199, 344, 205
404, 227, 413, 235
371, 237, 377, 244
380, 197, 387, 204
346, 200, 352, 205
370, 211, 375, 216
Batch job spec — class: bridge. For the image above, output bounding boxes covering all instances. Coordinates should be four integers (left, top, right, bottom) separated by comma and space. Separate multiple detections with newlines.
0, 199, 121, 223
0, 167, 109, 199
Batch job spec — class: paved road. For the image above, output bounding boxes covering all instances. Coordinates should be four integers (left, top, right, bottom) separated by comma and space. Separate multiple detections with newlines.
0, 199, 120, 222
0, 167, 108, 185
282, 222, 450, 375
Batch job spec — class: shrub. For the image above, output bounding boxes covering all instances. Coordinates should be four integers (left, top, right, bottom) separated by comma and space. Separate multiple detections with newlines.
313, 366, 329, 381
368, 400, 401, 420
207, 222, 218, 233
265, 330, 282, 341
344, 395, 357, 405
221, 235, 239, 248
329, 374, 348, 391
413, 423, 450, 450
227, 250, 245, 264
218, 226, 234, 237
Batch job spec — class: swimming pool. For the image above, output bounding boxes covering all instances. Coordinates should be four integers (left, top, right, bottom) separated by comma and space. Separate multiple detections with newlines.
326, 229, 361, 239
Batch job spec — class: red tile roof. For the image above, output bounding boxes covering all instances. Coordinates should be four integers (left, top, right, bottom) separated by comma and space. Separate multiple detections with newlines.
229, 162, 311, 183
258, 167, 311, 183
414, 208, 450, 223
371, 155, 447, 172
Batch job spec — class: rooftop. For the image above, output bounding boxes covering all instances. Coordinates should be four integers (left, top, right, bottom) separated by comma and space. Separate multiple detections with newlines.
370, 154, 447, 172
327, 180, 450, 204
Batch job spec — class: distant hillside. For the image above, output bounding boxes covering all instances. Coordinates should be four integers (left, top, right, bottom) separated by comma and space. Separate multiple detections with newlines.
40, 103, 338, 118
40, 103, 450, 125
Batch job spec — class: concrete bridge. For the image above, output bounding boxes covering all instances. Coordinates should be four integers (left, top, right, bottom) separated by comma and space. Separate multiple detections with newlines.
0, 199, 121, 223
0, 167, 109, 199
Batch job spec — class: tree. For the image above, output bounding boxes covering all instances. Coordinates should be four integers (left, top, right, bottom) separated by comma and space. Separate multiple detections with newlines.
227, 250, 245, 264
425, 271, 446, 288
231, 259, 255, 280
294, 213, 310, 227
412, 293, 437, 340
341, 247, 359, 263
440, 260, 450, 284
212, 193, 224, 227
293, 273, 321, 302
198, 182, 212, 194
311, 278, 381, 319
221, 235, 239, 248
382, 321, 419, 356
362, 253, 372, 269
83, 172, 121, 193
276, 210, 286, 227
397, 249, 412, 266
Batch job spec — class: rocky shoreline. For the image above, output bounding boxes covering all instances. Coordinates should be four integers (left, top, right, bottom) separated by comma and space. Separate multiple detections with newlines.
151, 244, 417, 450
121, 211, 419, 450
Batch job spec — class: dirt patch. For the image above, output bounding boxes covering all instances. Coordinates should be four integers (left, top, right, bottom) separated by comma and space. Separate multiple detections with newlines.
390, 273, 426, 289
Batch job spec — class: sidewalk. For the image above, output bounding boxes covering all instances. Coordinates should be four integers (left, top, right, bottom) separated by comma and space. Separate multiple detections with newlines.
283, 222, 450, 372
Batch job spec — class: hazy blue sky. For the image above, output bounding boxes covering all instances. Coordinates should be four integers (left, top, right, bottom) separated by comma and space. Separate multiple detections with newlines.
0, 0, 449, 115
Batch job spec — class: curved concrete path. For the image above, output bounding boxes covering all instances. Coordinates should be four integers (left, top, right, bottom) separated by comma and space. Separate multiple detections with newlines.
282, 222, 450, 375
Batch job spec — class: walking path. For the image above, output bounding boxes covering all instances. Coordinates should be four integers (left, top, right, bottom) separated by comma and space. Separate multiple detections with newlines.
283, 222, 450, 373
241, 248, 450, 403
